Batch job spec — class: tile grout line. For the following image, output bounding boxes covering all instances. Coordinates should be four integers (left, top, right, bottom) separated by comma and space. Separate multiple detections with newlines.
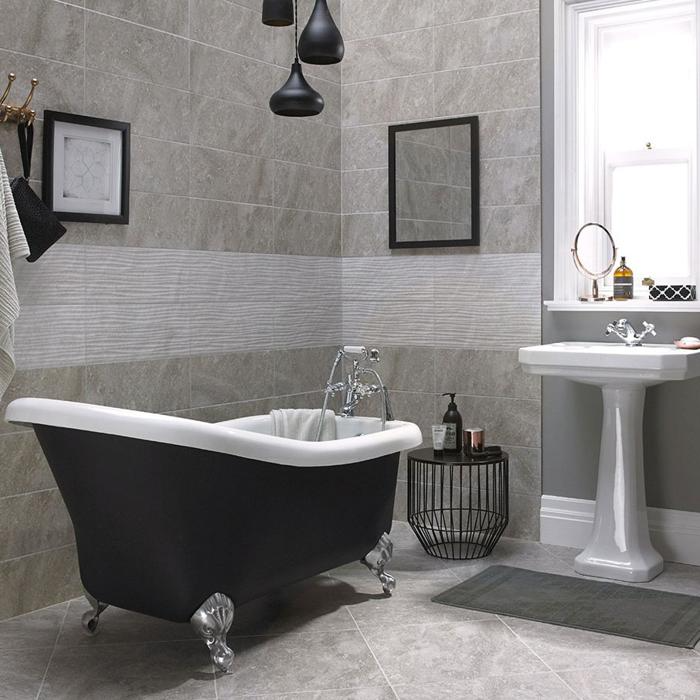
343, 7, 540, 43
0, 543, 76, 569
345, 605, 400, 699
496, 615, 584, 699
342, 56, 540, 89
34, 601, 70, 700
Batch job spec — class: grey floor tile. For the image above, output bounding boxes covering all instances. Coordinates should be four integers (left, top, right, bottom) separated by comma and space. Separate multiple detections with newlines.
394, 671, 578, 699
362, 618, 547, 686
215, 629, 386, 697
541, 544, 700, 595
645, 562, 700, 596
447, 539, 574, 579
539, 542, 581, 566
559, 657, 700, 699
0, 601, 67, 650
230, 577, 358, 636
0, 647, 53, 700
38, 641, 216, 699
328, 547, 451, 581
501, 616, 698, 671
240, 688, 395, 699
344, 572, 493, 631
56, 598, 197, 647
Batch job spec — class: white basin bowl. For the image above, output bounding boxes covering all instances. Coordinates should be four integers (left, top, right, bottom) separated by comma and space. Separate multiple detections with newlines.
519, 341, 700, 385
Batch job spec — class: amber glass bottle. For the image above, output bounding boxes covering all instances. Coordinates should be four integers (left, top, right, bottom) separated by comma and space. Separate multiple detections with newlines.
613, 256, 634, 300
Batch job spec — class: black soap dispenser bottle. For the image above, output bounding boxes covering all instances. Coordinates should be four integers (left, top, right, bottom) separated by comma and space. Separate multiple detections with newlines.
441, 393, 463, 453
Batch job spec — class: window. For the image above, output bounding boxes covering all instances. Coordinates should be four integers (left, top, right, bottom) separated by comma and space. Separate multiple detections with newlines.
553, 0, 699, 300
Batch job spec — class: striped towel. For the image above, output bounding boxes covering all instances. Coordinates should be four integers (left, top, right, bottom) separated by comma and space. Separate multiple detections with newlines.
0, 147, 29, 399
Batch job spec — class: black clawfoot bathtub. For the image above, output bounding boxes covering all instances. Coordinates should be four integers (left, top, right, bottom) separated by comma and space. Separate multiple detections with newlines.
5, 399, 421, 672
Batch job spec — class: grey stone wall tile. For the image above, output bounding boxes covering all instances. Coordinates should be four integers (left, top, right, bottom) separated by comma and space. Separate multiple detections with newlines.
274, 209, 341, 257
434, 0, 539, 25
274, 118, 341, 170
85, 0, 189, 35
190, 199, 274, 253
344, 28, 434, 84
131, 137, 190, 196
0, 490, 74, 560
84, 357, 190, 412
0, 432, 55, 498
435, 349, 541, 400
435, 11, 539, 71
86, 69, 190, 144
190, 146, 274, 204
190, 0, 271, 61
190, 351, 275, 407
343, 74, 434, 127
190, 42, 286, 110
0, 0, 83, 65
0, 546, 80, 621
274, 161, 341, 213
343, 0, 433, 41
341, 213, 390, 257
0, 366, 85, 435
191, 97, 274, 158
343, 168, 387, 213
86, 12, 189, 88
434, 59, 540, 116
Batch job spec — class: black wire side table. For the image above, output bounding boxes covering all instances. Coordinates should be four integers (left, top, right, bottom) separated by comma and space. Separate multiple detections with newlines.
407, 448, 509, 560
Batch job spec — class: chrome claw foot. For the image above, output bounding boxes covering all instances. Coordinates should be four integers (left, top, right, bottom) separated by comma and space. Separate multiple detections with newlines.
190, 593, 235, 673
362, 532, 396, 596
81, 592, 108, 636
378, 570, 396, 595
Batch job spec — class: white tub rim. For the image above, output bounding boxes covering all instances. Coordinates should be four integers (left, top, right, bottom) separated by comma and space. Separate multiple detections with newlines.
5, 398, 422, 467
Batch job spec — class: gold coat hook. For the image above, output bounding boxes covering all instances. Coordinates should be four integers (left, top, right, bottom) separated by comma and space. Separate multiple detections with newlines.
0, 73, 15, 105
20, 78, 38, 110
0, 73, 39, 124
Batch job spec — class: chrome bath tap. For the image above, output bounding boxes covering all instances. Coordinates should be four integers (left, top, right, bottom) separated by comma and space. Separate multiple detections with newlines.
605, 318, 657, 346
316, 346, 394, 440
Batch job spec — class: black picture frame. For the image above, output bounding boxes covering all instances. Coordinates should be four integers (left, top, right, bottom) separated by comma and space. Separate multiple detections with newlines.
389, 115, 480, 249
42, 110, 130, 224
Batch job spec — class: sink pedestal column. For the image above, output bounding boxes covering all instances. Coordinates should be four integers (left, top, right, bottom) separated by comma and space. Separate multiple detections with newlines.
574, 384, 664, 582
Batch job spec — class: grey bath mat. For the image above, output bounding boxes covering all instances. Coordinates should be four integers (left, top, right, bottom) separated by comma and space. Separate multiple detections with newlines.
432, 565, 700, 648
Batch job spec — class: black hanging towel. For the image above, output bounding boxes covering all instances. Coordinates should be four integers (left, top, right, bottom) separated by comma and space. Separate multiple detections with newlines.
11, 121, 66, 262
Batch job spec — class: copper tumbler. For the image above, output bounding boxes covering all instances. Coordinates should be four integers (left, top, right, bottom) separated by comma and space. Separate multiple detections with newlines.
463, 428, 485, 456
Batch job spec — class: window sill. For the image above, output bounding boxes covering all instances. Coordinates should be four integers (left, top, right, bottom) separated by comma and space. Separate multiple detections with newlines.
544, 299, 700, 312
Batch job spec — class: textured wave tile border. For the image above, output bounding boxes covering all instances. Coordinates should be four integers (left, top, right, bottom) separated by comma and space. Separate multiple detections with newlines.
13, 246, 343, 369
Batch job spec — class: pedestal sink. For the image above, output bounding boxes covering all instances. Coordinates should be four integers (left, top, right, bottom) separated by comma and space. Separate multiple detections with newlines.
519, 342, 700, 582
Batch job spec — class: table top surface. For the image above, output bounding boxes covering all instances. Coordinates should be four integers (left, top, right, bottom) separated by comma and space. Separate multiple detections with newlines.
407, 447, 508, 465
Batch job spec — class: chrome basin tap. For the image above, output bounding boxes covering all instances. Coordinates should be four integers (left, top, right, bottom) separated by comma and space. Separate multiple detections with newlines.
605, 318, 657, 346
316, 346, 393, 440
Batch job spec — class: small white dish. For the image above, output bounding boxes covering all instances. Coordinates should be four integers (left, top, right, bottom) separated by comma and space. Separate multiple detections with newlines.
674, 337, 700, 350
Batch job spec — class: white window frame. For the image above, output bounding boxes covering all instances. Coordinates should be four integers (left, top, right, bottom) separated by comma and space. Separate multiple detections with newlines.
552, 0, 700, 301
604, 149, 693, 286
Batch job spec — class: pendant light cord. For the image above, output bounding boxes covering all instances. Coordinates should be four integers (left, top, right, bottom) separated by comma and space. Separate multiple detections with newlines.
294, 0, 299, 61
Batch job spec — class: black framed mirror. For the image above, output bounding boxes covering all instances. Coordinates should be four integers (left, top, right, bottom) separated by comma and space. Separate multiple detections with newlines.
389, 116, 480, 249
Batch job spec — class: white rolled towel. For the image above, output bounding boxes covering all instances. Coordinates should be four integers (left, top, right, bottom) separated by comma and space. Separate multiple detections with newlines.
269, 408, 336, 441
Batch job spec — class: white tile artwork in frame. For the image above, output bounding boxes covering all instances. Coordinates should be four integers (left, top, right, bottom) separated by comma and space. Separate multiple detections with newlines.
43, 111, 130, 224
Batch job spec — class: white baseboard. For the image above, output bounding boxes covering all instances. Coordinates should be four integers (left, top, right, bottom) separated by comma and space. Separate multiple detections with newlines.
540, 495, 700, 566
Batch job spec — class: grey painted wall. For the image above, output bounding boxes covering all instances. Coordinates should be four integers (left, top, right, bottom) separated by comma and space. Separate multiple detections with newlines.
540, 2, 700, 510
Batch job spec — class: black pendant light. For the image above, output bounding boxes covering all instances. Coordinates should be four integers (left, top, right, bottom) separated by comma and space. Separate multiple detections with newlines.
262, 0, 293, 27
270, 59, 324, 117
298, 0, 344, 65
269, 0, 324, 117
